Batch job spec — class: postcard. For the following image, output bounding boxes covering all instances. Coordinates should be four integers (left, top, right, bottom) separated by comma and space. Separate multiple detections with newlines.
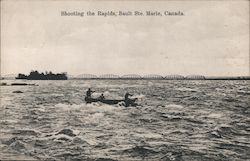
1, 0, 249, 160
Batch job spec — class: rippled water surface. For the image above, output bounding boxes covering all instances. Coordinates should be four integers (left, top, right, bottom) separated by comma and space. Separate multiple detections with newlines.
0, 80, 250, 161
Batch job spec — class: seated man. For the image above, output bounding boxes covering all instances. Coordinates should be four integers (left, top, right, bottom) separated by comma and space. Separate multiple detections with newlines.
99, 93, 105, 100
125, 92, 132, 101
86, 88, 95, 98
124, 92, 133, 107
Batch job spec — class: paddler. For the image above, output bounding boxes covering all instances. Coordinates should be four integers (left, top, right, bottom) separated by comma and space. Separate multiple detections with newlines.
124, 92, 133, 107
99, 93, 105, 100
86, 88, 95, 98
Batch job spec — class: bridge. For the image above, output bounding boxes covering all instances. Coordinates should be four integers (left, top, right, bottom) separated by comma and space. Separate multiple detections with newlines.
72, 74, 207, 80
185, 75, 205, 80
144, 74, 164, 79
99, 74, 120, 79
1, 74, 17, 80
121, 74, 142, 79
76, 74, 98, 79
165, 75, 185, 80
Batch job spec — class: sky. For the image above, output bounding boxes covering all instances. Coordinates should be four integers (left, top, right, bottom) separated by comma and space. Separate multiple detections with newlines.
1, 0, 249, 76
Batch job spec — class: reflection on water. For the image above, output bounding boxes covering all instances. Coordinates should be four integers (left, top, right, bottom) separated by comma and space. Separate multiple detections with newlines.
0, 80, 250, 160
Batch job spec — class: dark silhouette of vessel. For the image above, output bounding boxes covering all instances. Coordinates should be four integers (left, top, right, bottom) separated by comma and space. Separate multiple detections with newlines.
16, 71, 67, 80
84, 97, 138, 107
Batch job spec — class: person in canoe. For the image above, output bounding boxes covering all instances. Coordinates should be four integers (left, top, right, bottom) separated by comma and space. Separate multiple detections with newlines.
86, 88, 95, 98
125, 92, 132, 101
124, 92, 137, 107
99, 93, 105, 100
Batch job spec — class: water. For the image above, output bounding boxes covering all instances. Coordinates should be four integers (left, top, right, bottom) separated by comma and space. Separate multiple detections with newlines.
0, 80, 249, 161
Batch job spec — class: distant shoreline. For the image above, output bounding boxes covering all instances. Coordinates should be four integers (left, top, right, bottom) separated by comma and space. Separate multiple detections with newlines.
1, 75, 250, 80
68, 77, 250, 80
1, 78, 250, 81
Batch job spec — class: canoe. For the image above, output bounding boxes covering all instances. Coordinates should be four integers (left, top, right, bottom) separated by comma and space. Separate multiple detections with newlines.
85, 97, 137, 106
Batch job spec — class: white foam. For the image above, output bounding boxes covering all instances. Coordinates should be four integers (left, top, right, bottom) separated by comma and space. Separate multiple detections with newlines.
207, 113, 223, 118
109, 88, 120, 92
54, 103, 88, 111
51, 93, 64, 97
132, 94, 145, 99
52, 134, 73, 141
55, 103, 68, 109
92, 92, 102, 97
91, 112, 105, 119
147, 82, 153, 86
85, 103, 121, 112
104, 91, 110, 95
176, 87, 197, 92
134, 133, 163, 139
165, 104, 184, 109
0, 120, 18, 124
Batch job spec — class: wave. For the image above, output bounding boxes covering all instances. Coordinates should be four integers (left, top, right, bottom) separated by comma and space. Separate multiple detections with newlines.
2, 137, 22, 145
12, 129, 40, 136
176, 87, 198, 92
122, 145, 159, 157
56, 129, 77, 137
209, 124, 246, 139
10, 140, 27, 151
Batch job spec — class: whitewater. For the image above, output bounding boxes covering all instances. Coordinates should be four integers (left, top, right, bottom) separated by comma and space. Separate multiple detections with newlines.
0, 80, 249, 161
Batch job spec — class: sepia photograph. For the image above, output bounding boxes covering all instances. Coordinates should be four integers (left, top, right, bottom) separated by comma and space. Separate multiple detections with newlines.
0, 0, 249, 160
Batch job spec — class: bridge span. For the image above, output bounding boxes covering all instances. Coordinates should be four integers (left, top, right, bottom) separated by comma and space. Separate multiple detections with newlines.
72, 74, 208, 80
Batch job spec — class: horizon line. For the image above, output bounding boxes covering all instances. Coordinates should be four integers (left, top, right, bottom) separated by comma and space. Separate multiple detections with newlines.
1, 73, 250, 78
